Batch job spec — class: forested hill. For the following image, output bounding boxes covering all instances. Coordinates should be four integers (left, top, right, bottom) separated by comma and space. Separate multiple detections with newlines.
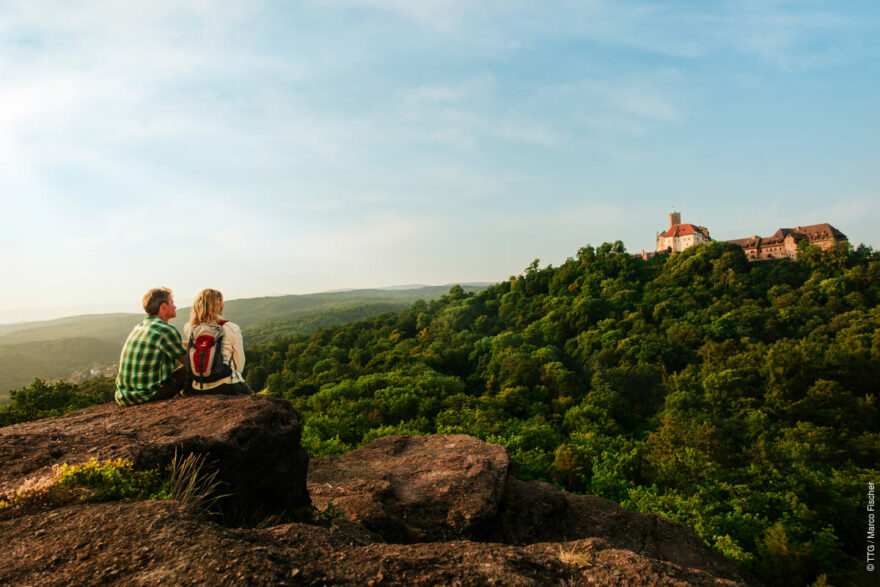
246, 240, 879, 586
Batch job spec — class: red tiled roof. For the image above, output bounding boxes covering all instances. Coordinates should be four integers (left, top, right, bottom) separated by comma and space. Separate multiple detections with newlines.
661, 224, 709, 238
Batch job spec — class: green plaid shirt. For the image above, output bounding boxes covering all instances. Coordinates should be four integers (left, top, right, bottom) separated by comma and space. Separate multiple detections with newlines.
115, 317, 186, 406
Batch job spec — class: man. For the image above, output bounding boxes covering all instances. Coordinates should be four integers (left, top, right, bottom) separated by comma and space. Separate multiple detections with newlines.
115, 287, 187, 406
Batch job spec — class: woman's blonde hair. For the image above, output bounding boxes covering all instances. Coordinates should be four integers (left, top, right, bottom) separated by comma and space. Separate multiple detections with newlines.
190, 289, 224, 325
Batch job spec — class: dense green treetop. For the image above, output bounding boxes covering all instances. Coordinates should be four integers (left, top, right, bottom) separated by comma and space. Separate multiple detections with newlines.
0, 377, 115, 427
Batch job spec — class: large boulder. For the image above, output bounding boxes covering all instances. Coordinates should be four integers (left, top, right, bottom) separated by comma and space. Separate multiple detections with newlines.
308, 435, 509, 542
525, 539, 746, 586
308, 435, 750, 584
0, 395, 309, 518
510, 480, 747, 583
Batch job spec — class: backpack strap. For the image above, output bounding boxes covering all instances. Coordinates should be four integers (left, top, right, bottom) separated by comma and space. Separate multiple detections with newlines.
214, 325, 228, 367
186, 331, 197, 382
216, 321, 233, 369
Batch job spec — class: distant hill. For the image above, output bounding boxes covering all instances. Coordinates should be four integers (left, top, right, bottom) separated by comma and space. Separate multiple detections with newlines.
0, 313, 143, 345
0, 338, 121, 403
170, 285, 488, 333
0, 284, 488, 401
241, 301, 413, 347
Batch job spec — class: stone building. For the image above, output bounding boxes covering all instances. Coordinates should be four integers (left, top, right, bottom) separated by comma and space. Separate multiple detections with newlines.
727, 223, 848, 261
655, 211, 711, 253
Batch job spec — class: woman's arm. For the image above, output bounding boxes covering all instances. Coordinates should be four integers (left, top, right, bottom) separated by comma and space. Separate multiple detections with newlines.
227, 322, 246, 372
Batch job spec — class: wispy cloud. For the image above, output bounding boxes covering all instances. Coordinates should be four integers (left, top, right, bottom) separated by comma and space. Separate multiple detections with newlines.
600, 82, 685, 124
338, 0, 869, 70
494, 121, 562, 146
403, 75, 496, 104
330, 0, 467, 28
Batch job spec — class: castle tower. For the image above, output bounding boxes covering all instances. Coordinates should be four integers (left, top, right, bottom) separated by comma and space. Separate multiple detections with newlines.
656, 210, 710, 253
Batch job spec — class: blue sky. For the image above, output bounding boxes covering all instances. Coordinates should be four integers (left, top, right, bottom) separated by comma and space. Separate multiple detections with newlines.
1, 0, 878, 322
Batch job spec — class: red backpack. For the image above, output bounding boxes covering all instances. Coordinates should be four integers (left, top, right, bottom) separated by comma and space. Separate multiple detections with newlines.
187, 320, 234, 384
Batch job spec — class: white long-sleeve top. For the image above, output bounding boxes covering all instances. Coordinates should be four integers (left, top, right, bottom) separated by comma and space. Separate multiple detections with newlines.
183, 320, 246, 390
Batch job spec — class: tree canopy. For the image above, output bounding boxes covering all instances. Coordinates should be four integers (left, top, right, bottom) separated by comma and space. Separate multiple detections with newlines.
246, 241, 878, 585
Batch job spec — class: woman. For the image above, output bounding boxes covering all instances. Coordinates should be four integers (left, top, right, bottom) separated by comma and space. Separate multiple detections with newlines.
184, 288, 252, 396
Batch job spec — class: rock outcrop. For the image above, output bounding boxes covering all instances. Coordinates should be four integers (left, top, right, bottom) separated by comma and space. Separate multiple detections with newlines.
0, 396, 753, 585
0, 395, 309, 519
308, 435, 509, 542
308, 435, 749, 584
507, 478, 742, 580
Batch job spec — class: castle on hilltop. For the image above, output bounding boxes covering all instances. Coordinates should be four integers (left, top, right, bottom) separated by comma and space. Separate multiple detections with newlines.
656, 211, 711, 253
726, 224, 848, 261
642, 211, 848, 261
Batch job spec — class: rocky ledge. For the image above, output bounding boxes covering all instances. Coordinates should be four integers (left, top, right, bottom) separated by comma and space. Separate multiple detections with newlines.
0, 394, 309, 519
0, 395, 753, 586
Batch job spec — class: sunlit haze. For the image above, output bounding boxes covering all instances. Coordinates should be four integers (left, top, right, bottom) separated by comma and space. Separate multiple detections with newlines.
2, 1, 878, 323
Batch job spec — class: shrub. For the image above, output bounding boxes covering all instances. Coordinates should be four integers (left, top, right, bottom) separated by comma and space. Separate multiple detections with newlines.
0, 452, 225, 517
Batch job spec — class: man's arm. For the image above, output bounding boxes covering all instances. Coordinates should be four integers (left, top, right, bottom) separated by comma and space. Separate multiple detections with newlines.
158, 323, 188, 366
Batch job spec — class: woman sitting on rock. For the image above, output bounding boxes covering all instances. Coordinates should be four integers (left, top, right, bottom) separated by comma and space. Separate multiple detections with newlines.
184, 288, 253, 396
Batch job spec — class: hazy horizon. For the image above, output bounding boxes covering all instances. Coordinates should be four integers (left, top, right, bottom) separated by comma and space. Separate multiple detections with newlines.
0, 281, 496, 325
3, 2, 878, 321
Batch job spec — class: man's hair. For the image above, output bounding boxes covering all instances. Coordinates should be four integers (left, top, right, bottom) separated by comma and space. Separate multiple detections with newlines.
143, 287, 173, 316
190, 289, 224, 326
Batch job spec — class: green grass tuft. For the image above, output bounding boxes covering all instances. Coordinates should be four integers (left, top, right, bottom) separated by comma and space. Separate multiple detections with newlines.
165, 450, 228, 513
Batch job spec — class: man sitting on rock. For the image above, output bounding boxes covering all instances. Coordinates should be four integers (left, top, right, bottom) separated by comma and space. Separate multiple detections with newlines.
115, 287, 187, 406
